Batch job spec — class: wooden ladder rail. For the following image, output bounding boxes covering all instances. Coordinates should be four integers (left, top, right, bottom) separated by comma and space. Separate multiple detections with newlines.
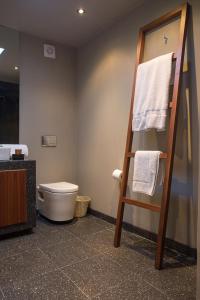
114, 3, 189, 270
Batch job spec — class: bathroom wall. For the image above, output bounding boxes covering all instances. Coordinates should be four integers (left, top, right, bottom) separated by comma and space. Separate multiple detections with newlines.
192, 0, 200, 297
7, 1, 200, 297
77, 0, 200, 249
19, 34, 77, 184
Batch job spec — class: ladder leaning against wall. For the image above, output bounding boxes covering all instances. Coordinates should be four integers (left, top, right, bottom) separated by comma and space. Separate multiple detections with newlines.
114, 3, 190, 270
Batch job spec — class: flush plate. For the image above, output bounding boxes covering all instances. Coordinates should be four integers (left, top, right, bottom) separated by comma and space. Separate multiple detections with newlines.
41, 135, 57, 147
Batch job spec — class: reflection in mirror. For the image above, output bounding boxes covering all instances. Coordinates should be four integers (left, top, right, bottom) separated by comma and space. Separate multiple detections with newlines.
0, 26, 19, 144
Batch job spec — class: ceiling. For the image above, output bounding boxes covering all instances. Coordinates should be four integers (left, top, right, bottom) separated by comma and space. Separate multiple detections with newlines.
0, 0, 144, 47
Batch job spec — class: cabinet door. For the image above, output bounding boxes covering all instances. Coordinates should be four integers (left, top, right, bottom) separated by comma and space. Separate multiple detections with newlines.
0, 169, 27, 228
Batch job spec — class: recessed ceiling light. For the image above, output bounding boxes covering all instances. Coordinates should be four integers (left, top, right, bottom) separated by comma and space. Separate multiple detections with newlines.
0, 48, 5, 55
14, 66, 19, 70
77, 8, 85, 15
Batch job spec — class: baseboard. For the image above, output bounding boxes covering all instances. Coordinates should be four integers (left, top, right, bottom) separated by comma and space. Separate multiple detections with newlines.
89, 208, 197, 259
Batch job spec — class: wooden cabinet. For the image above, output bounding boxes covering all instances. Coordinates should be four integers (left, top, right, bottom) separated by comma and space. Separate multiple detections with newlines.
0, 160, 36, 236
0, 169, 27, 228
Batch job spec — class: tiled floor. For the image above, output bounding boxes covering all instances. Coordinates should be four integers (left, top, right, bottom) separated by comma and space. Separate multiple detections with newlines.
0, 215, 196, 299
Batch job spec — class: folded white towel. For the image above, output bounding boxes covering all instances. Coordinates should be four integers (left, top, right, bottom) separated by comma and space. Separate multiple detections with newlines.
132, 151, 161, 196
2, 144, 29, 157
132, 52, 173, 131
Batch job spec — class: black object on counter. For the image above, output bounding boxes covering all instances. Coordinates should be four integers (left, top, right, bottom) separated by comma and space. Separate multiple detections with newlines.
12, 154, 24, 160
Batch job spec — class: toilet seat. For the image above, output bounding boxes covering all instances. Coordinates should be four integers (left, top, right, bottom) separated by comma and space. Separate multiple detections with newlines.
39, 182, 79, 193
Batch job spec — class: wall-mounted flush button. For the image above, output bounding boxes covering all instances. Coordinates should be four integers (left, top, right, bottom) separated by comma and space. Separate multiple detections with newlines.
42, 135, 57, 147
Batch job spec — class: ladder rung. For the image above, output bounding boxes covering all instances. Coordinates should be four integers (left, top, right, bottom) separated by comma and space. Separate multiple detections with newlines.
127, 152, 167, 159
122, 197, 161, 212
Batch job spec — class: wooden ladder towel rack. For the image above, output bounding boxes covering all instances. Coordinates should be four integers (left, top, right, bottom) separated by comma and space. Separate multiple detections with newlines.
114, 3, 189, 270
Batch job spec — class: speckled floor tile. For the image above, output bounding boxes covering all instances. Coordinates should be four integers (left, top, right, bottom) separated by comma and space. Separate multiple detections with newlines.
86, 215, 115, 229
83, 228, 142, 254
93, 277, 168, 300
122, 238, 194, 271
62, 254, 129, 298
39, 228, 75, 247
0, 248, 56, 290
0, 233, 40, 259
3, 270, 87, 300
0, 215, 196, 299
0, 289, 4, 300
0, 226, 75, 261
66, 216, 112, 238
0, 215, 96, 258
104, 243, 154, 277
35, 214, 75, 233
143, 264, 196, 299
41, 237, 99, 267
89, 233, 189, 279
131, 238, 187, 262
140, 287, 170, 300
0, 237, 34, 259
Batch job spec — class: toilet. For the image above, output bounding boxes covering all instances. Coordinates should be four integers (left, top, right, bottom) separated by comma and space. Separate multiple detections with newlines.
37, 182, 79, 222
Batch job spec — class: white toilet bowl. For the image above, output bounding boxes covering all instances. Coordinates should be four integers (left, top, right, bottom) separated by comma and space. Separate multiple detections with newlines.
37, 182, 79, 222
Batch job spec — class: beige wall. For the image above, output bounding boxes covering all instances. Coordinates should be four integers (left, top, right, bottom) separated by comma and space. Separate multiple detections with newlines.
77, 0, 200, 250
9, 0, 200, 297
19, 34, 77, 185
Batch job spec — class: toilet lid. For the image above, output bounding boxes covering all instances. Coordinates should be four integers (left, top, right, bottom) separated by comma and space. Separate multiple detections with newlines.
39, 182, 79, 193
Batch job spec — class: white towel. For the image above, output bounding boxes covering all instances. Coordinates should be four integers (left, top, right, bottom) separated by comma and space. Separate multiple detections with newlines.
2, 144, 29, 157
132, 52, 173, 131
132, 151, 161, 196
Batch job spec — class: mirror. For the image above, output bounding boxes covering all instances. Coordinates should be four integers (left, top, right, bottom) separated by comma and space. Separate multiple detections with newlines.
0, 26, 19, 144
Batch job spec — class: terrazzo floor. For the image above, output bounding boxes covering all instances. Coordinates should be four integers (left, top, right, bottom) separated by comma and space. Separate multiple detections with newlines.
0, 214, 196, 299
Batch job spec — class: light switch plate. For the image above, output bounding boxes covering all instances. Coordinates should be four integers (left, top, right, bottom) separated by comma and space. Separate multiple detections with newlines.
42, 135, 57, 147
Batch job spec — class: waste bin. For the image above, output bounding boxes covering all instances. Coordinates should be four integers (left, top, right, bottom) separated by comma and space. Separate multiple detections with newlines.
74, 196, 91, 218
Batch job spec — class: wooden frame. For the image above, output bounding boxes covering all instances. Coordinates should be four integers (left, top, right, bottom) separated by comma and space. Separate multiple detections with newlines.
114, 3, 189, 270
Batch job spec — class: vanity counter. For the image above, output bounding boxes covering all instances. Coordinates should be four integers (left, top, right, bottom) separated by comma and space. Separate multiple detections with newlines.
0, 160, 36, 237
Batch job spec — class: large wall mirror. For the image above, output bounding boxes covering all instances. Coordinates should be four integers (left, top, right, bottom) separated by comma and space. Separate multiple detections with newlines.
0, 26, 19, 144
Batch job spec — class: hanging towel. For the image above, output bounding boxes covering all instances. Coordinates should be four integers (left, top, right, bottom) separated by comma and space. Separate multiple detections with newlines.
132, 52, 173, 131
132, 151, 161, 196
